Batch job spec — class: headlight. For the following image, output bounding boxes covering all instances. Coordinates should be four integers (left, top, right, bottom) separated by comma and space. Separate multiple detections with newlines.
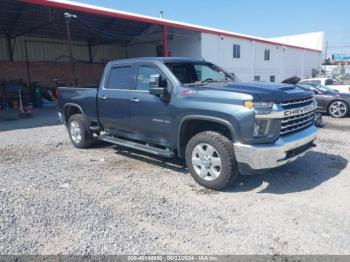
243, 101, 274, 109
253, 119, 272, 137
243, 101, 274, 137
253, 101, 274, 108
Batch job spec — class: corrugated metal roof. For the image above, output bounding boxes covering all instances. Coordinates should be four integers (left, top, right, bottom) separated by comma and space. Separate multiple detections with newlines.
19, 0, 322, 53
0, 0, 153, 44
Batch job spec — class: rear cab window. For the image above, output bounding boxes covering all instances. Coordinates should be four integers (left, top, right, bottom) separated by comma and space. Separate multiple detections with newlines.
325, 79, 334, 85
107, 66, 134, 90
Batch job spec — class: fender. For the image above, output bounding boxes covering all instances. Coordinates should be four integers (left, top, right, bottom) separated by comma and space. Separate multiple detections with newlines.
177, 115, 237, 157
63, 103, 86, 125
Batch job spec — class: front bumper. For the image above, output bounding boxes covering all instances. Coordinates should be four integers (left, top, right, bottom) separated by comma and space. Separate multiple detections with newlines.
234, 125, 318, 170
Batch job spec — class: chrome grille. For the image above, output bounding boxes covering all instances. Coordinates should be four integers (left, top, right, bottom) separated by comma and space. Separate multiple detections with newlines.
280, 96, 315, 136
280, 96, 314, 109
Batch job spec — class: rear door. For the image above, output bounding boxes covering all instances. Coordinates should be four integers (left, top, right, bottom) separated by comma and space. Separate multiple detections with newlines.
97, 64, 136, 135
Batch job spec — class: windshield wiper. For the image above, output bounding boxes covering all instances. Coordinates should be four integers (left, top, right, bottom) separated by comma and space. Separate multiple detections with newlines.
185, 79, 233, 86
192, 79, 216, 85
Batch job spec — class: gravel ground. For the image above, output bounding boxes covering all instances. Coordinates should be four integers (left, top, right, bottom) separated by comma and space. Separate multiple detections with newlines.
0, 108, 349, 255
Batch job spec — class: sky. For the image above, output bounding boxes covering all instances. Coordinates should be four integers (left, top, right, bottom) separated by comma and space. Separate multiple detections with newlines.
75, 0, 350, 56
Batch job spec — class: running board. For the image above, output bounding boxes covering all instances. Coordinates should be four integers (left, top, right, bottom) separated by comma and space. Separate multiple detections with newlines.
89, 126, 100, 131
99, 135, 174, 157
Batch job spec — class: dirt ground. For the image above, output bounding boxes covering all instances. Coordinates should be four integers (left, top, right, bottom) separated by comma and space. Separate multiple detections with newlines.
0, 108, 349, 255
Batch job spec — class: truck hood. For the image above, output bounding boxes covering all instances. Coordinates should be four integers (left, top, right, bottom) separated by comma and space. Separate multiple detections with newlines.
189, 81, 313, 102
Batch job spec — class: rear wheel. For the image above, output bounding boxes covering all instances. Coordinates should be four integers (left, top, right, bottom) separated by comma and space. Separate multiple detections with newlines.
328, 100, 348, 118
185, 131, 239, 190
68, 114, 93, 148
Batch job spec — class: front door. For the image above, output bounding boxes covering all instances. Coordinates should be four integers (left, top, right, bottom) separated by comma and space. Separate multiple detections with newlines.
129, 63, 174, 147
97, 64, 136, 135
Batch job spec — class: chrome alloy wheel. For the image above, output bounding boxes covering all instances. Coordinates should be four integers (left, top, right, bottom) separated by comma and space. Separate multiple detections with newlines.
329, 101, 348, 117
191, 143, 222, 181
70, 120, 82, 144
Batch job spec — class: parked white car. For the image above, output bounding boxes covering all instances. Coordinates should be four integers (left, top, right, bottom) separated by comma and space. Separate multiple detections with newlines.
300, 78, 350, 93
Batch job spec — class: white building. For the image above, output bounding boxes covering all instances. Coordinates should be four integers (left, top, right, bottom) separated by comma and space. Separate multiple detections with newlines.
0, 0, 324, 85
127, 27, 324, 83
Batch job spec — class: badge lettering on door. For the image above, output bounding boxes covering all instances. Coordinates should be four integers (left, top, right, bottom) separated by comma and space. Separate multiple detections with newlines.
152, 118, 171, 124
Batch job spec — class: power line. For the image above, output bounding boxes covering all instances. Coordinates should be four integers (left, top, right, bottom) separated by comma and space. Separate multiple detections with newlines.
327, 46, 350, 49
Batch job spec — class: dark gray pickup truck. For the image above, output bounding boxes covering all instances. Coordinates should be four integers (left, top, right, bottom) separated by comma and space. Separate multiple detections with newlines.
58, 57, 318, 189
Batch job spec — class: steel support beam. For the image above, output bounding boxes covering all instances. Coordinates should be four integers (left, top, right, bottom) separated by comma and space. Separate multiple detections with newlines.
162, 25, 168, 57
6, 34, 13, 62
88, 41, 93, 63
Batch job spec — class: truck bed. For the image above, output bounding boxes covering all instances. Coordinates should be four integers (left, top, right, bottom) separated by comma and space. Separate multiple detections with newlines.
57, 86, 99, 124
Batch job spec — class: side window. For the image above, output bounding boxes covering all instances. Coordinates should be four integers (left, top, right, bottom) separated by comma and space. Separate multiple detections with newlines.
136, 66, 161, 91
254, 76, 260, 81
311, 80, 321, 84
325, 79, 333, 85
233, 44, 240, 58
264, 49, 270, 61
107, 66, 134, 90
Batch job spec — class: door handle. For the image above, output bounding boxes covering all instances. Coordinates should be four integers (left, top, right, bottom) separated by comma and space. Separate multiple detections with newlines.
131, 98, 140, 103
101, 95, 107, 100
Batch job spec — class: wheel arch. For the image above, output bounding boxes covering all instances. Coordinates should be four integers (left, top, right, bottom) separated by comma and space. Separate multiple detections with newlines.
63, 103, 85, 126
177, 115, 236, 158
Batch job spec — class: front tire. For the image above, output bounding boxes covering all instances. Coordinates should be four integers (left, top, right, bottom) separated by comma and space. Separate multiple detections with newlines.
328, 100, 348, 118
185, 131, 239, 190
68, 114, 93, 148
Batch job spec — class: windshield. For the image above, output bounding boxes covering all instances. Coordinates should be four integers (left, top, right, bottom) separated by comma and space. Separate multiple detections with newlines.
317, 84, 336, 92
165, 62, 235, 84
297, 83, 335, 93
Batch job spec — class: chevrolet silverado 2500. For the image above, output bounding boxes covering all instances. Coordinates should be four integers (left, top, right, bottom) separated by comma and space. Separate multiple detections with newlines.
58, 57, 318, 190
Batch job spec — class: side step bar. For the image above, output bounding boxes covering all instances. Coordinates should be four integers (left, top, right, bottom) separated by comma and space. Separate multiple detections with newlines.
99, 135, 174, 158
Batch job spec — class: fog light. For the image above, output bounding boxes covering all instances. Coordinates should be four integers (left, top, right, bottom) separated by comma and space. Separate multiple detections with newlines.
253, 119, 271, 137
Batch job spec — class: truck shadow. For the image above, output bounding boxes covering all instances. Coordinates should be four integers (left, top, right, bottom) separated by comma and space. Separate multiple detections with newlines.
0, 107, 60, 132
110, 144, 347, 194
112, 146, 188, 174
228, 151, 347, 194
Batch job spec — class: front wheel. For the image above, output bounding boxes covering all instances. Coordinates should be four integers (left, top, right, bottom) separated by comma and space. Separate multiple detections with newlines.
328, 100, 348, 118
68, 114, 93, 148
185, 131, 239, 190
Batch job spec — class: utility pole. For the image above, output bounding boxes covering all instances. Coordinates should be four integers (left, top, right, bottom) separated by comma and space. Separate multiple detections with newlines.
324, 41, 328, 77
64, 12, 78, 86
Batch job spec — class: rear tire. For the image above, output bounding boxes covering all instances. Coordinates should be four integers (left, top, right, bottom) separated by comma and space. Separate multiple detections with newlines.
68, 114, 93, 148
185, 131, 239, 190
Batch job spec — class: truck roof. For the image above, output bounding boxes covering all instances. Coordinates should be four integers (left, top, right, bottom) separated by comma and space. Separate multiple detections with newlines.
110, 57, 206, 64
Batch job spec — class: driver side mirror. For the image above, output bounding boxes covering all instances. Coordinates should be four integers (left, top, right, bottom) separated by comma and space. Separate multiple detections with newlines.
149, 74, 168, 96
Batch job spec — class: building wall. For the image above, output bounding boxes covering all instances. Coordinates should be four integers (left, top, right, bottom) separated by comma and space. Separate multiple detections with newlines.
270, 32, 324, 51
0, 36, 126, 63
167, 30, 202, 58
0, 62, 105, 87
0, 35, 126, 87
127, 43, 157, 58
0, 33, 322, 86
254, 42, 281, 82
126, 29, 202, 59
201, 34, 254, 81
201, 33, 322, 82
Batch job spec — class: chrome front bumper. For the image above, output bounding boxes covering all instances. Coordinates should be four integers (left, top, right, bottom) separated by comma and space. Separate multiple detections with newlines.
234, 125, 318, 170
